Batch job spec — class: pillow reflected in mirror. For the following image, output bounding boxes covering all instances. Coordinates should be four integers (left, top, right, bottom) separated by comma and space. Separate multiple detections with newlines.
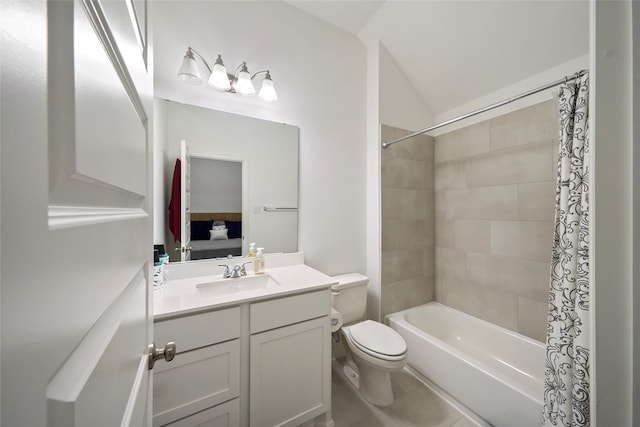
210, 228, 229, 240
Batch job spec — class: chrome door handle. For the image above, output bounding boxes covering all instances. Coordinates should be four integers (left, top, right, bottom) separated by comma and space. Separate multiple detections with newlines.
148, 341, 177, 370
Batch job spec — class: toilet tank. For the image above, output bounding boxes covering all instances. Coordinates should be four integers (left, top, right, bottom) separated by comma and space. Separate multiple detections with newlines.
331, 273, 368, 325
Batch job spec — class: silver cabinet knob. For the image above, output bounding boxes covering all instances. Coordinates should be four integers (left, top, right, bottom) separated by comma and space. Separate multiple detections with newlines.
148, 341, 177, 370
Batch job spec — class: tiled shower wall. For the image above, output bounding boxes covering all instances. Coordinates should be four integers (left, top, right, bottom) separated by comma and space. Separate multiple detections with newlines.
381, 125, 435, 318
434, 100, 558, 342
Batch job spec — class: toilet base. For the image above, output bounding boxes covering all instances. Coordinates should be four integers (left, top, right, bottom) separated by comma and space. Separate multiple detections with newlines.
342, 362, 359, 389
358, 363, 394, 407
343, 358, 395, 407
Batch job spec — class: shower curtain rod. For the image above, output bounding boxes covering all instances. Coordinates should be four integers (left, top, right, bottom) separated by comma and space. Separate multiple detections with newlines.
382, 69, 588, 148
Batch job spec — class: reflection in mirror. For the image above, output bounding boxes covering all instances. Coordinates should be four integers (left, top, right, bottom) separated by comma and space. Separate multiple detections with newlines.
189, 157, 243, 260
157, 99, 299, 263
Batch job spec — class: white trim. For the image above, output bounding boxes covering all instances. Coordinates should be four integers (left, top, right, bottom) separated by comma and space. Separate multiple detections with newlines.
48, 205, 147, 229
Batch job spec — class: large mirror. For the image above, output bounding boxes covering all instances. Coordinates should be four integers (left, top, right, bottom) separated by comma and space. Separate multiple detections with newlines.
156, 99, 299, 262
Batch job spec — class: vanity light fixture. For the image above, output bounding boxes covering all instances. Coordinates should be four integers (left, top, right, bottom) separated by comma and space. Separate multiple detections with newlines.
178, 47, 278, 102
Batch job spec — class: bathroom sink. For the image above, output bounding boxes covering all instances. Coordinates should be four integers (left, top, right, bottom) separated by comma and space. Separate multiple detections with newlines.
196, 274, 281, 297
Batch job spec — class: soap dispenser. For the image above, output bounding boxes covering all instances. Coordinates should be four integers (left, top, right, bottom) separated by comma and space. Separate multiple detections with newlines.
247, 242, 256, 258
254, 247, 265, 274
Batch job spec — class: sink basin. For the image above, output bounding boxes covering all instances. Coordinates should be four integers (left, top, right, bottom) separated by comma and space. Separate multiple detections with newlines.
196, 274, 281, 297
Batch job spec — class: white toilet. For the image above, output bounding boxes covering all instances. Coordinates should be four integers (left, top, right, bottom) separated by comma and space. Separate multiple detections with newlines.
331, 273, 408, 407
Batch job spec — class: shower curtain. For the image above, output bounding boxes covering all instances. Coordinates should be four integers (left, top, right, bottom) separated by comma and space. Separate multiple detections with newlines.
542, 72, 590, 427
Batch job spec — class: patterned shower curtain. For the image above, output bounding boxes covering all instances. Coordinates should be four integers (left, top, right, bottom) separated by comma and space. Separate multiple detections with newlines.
542, 71, 590, 427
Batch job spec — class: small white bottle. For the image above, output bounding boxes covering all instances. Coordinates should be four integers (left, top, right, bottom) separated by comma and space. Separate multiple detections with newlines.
254, 247, 265, 274
247, 242, 256, 258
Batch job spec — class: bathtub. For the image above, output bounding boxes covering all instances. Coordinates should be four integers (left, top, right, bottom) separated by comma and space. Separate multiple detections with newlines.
386, 302, 544, 427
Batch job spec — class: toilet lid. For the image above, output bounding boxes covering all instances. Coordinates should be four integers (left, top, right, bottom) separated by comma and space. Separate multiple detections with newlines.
347, 320, 407, 357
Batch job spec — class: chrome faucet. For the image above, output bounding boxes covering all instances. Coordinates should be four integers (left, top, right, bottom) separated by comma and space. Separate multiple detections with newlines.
219, 262, 251, 279
219, 264, 232, 278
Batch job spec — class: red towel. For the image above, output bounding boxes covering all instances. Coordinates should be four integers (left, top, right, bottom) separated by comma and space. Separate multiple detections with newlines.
168, 158, 181, 242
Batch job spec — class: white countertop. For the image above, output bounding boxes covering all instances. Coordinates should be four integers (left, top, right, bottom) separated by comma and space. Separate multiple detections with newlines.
154, 263, 338, 320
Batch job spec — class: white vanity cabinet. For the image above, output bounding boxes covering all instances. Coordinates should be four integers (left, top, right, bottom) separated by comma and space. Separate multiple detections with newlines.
249, 290, 331, 427
152, 263, 333, 427
153, 307, 241, 427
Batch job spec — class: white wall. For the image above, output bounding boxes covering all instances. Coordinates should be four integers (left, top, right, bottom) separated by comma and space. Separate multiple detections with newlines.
190, 158, 242, 213
430, 55, 590, 136
592, 1, 636, 424
153, 1, 367, 275
634, 1, 640, 418
378, 43, 435, 132
364, 38, 382, 321
153, 98, 167, 244
360, 39, 435, 322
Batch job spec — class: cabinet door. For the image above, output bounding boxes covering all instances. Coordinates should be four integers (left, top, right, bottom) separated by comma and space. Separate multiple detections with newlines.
163, 399, 239, 427
154, 340, 240, 427
250, 317, 331, 427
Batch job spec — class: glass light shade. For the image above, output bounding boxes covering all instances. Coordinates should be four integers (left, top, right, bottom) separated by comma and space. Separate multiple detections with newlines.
259, 77, 278, 102
208, 63, 231, 90
177, 55, 202, 85
234, 70, 256, 95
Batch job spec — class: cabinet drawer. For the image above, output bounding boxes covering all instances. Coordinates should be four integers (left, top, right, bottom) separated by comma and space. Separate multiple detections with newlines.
155, 307, 240, 352
153, 340, 240, 427
250, 289, 330, 334
162, 399, 239, 427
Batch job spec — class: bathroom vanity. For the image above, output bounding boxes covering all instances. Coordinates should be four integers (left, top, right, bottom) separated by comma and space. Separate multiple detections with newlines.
152, 254, 335, 427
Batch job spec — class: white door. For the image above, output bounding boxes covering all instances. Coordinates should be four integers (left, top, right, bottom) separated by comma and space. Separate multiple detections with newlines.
180, 140, 192, 262
1, 0, 162, 426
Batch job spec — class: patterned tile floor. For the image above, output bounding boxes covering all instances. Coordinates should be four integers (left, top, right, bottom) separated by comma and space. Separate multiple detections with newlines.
330, 359, 484, 427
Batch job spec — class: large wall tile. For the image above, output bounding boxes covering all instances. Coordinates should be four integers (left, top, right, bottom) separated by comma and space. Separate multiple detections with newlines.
382, 188, 428, 220
397, 219, 432, 250
435, 220, 454, 248
518, 181, 556, 221
518, 297, 548, 343
434, 100, 557, 340
382, 127, 433, 163
435, 248, 467, 282
465, 252, 549, 301
436, 219, 491, 252
423, 245, 434, 277
381, 277, 433, 317
382, 157, 428, 190
551, 140, 560, 181
434, 161, 467, 191
381, 124, 435, 321
465, 141, 553, 187
382, 219, 400, 252
490, 100, 557, 151
445, 279, 519, 331
381, 251, 395, 287
396, 134, 434, 163
453, 220, 491, 252
434, 276, 447, 302
435, 121, 490, 163
491, 221, 553, 262
436, 185, 518, 220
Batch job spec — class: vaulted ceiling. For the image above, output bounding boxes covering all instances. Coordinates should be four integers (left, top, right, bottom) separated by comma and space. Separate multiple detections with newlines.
286, 0, 590, 116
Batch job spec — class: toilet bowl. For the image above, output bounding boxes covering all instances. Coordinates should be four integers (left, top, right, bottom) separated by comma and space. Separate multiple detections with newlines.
331, 273, 408, 406
341, 320, 407, 406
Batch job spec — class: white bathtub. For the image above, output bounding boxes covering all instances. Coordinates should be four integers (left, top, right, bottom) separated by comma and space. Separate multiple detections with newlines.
386, 302, 544, 427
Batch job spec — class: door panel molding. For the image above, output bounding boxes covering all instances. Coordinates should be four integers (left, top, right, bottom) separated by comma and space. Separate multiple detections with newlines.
48, 204, 147, 230
48, 0, 150, 207
80, 0, 147, 124
46, 269, 148, 426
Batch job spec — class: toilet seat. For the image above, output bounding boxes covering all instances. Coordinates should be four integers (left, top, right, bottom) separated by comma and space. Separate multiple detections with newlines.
344, 320, 407, 361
